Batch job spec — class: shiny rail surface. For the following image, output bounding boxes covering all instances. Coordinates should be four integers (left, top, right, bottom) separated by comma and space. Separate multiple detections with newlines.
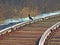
39, 22, 60, 45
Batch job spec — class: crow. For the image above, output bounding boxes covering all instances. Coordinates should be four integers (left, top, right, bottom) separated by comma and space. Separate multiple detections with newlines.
28, 14, 33, 20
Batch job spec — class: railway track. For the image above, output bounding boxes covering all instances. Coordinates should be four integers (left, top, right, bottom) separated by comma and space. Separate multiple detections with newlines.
0, 15, 60, 45
45, 25, 60, 45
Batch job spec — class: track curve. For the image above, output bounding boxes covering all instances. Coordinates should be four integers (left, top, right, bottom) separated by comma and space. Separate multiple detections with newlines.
0, 15, 60, 45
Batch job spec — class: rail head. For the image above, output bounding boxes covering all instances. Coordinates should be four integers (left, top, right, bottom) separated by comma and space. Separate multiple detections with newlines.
0, 18, 39, 35
0, 20, 34, 35
38, 21, 60, 45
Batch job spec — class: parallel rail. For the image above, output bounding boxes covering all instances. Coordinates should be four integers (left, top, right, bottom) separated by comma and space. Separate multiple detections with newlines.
38, 21, 60, 45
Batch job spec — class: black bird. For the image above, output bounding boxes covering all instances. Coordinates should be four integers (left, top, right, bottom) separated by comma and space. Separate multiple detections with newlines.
28, 14, 33, 20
